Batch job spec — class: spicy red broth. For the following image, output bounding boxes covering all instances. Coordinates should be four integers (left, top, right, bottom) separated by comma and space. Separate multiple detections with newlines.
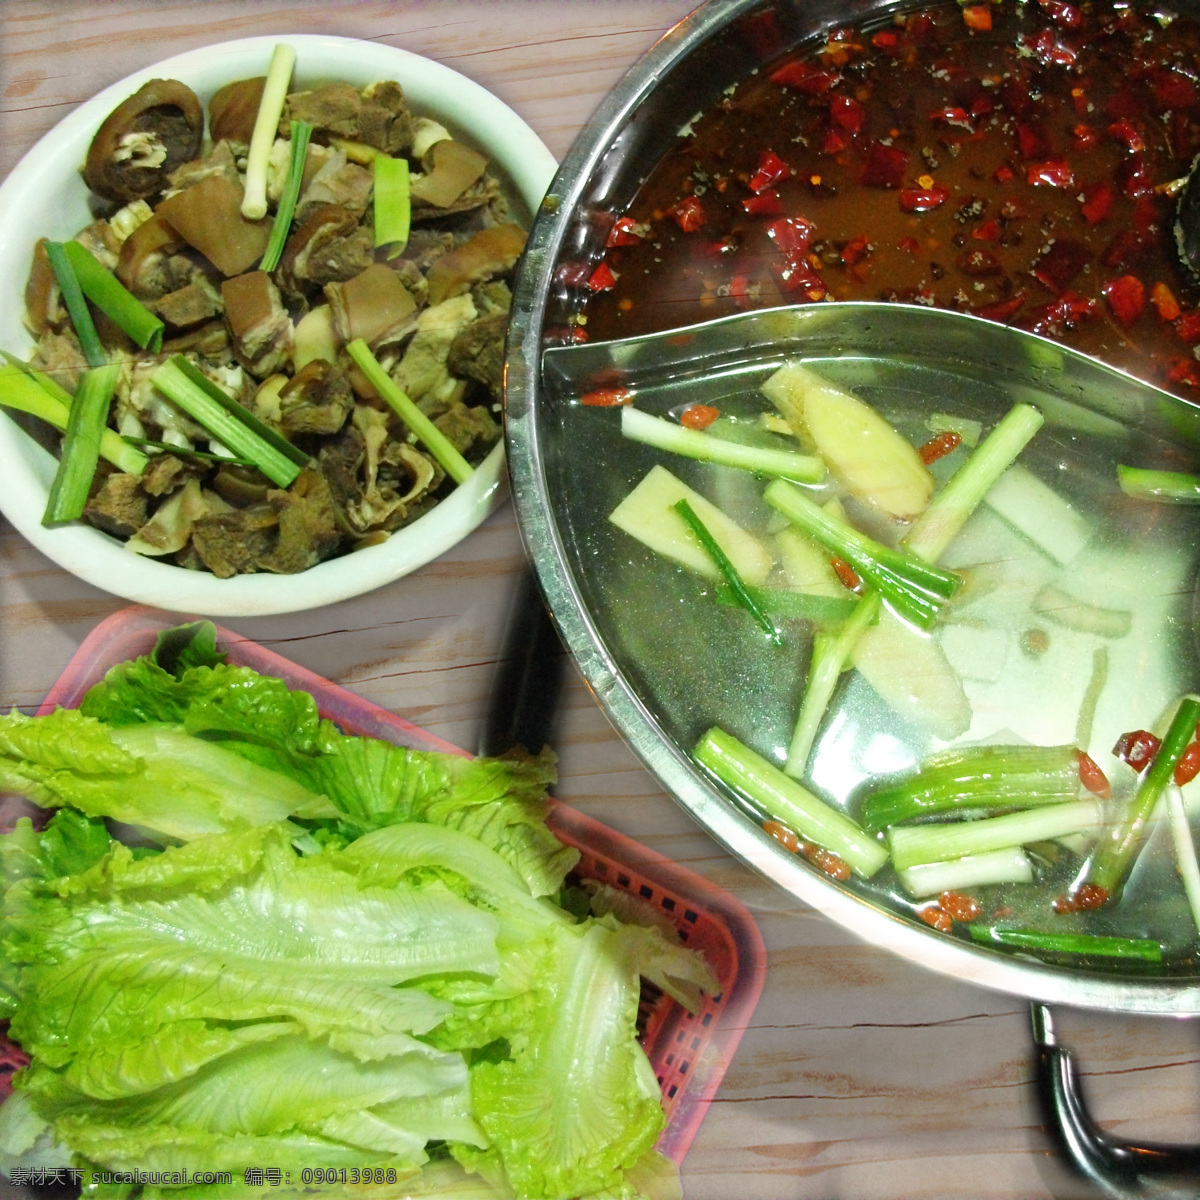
579, 0, 1200, 397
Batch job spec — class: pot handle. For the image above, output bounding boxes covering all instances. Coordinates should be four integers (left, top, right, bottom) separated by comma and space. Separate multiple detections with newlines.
1031, 1002, 1200, 1197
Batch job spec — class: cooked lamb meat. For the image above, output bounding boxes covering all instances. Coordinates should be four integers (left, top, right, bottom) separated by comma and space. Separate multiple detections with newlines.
221, 271, 293, 376
358, 81, 413, 154
279, 359, 354, 437
434, 397, 500, 455
448, 311, 508, 400
84, 473, 149, 538
151, 277, 223, 330
283, 83, 362, 140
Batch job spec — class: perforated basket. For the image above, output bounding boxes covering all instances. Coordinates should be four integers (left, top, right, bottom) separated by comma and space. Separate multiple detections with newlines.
38, 605, 766, 1167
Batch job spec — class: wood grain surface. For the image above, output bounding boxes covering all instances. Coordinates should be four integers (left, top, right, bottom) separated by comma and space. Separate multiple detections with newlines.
2, 4, 1198, 1198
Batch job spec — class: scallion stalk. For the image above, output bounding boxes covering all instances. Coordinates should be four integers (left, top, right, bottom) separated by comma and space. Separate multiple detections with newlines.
1166, 783, 1200, 938
694, 726, 888, 878
374, 154, 411, 256
621, 406, 824, 482
1117, 465, 1200, 504
674, 498, 780, 643
861, 743, 1081, 832
969, 925, 1162, 962
0, 361, 145, 476
344, 338, 474, 485
61, 240, 164, 352
242, 43, 297, 221
1087, 694, 1200, 897
902, 402, 1044, 563
259, 120, 313, 273
715, 581, 858, 629
785, 591, 881, 778
151, 355, 306, 488
897, 846, 1033, 899
44, 241, 105, 368
887, 798, 1103, 873
43, 363, 121, 525
764, 478, 961, 629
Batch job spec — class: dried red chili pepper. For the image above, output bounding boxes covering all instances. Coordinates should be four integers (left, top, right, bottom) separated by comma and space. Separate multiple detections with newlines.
1027, 160, 1076, 188
605, 216, 645, 247
748, 149, 791, 192
586, 261, 617, 292
1038, 0, 1083, 27
1032, 238, 1091, 293
670, 196, 706, 232
1103, 274, 1145, 327
972, 218, 1001, 241
1107, 118, 1146, 154
830, 94, 865, 136
860, 142, 909, 188
770, 59, 840, 94
1079, 180, 1115, 225
742, 191, 784, 216
961, 4, 991, 31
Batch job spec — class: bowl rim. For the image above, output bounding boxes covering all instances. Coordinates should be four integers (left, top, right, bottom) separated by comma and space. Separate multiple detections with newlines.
0, 33, 557, 617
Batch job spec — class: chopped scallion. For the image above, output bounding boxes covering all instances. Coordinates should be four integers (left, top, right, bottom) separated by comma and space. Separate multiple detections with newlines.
374, 154, 411, 256
151, 355, 306, 488
43, 363, 121, 525
1117, 464, 1200, 504
621, 406, 824, 482
714, 581, 858, 629
259, 120, 313, 273
344, 338, 474, 485
969, 925, 1162, 962
44, 241, 105, 368
0, 361, 145, 476
1087, 694, 1200, 897
674, 498, 780, 644
61, 240, 163, 352
694, 726, 888, 878
242, 43, 297, 221
764, 478, 961, 629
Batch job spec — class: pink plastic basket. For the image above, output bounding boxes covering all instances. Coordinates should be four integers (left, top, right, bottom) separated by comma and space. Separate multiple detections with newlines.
36, 605, 766, 1167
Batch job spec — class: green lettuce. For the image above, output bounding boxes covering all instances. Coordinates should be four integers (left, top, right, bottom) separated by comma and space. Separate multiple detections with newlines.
0, 623, 717, 1199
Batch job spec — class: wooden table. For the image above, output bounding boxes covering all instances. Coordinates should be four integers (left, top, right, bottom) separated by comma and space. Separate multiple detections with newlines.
2, 4, 1199, 1198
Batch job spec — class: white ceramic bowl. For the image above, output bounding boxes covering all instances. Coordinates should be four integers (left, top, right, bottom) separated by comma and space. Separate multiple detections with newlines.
0, 35, 557, 616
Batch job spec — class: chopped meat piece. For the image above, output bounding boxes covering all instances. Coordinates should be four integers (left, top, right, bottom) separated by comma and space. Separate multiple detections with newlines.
166, 140, 241, 193
150, 277, 223, 330
426, 224, 527, 305
302, 227, 377, 288
155, 174, 271, 276
140, 453, 201, 497
163, 319, 229, 357
221, 271, 293, 376
279, 204, 371, 293
25, 240, 62, 335
279, 359, 354, 437
83, 473, 148, 538
448, 310, 508, 399
298, 151, 374, 217
410, 140, 489, 209
434, 398, 501, 456
30, 329, 88, 396
84, 78, 204, 203
325, 263, 418, 348
190, 505, 279, 577
257, 468, 341, 573
284, 83, 362, 140
393, 293, 477, 403
358, 81, 414, 154
209, 77, 265, 145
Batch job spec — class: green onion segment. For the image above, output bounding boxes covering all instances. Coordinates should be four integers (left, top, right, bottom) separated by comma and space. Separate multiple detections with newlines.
694, 726, 887, 878
969, 925, 1162, 962
61, 240, 164, 352
674, 498, 780, 643
374, 154, 412, 255
151, 356, 306, 488
259, 120, 314, 273
44, 241, 105, 368
43, 363, 122, 525
242, 43, 297, 221
345, 338, 473, 485
1087, 694, 1200, 897
1117, 465, 1200, 504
